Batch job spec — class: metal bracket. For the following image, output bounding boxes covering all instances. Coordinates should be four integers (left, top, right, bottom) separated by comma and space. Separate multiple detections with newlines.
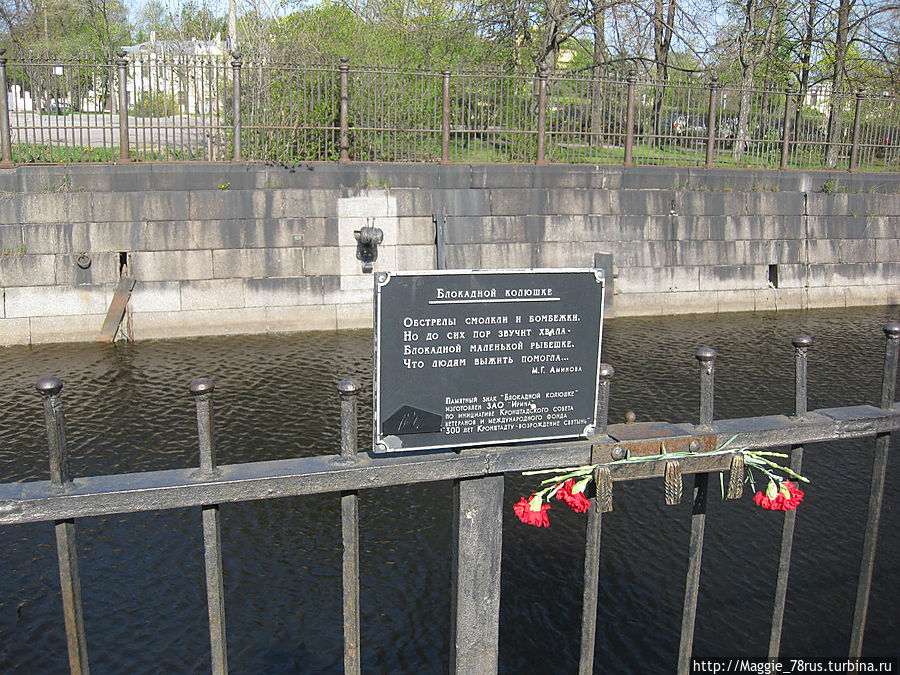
354, 223, 383, 273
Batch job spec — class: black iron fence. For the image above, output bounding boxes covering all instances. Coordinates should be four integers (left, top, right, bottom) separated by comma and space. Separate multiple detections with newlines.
1, 323, 898, 674
1, 49, 898, 172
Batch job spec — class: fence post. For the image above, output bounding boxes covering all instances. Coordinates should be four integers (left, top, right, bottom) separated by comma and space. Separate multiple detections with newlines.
535, 65, 548, 166
780, 88, 795, 171
0, 49, 13, 167
338, 378, 362, 675
339, 58, 350, 163
441, 70, 451, 164
705, 75, 719, 168
190, 378, 229, 675
849, 87, 864, 172
677, 347, 716, 675
37, 376, 90, 675
624, 69, 636, 168
116, 50, 129, 162
850, 322, 900, 656
231, 51, 242, 162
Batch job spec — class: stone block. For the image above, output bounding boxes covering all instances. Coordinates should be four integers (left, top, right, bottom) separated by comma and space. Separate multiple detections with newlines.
699, 265, 763, 291
243, 277, 325, 307
5, 285, 111, 317
490, 188, 548, 216
91, 191, 191, 223
672, 216, 709, 241
807, 215, 869, 240
189, 190, 284, 221
547, 189, 610, 215
85, 222, 141, 252
478, 243, 537, 268
0, 254, 56, 286
398, 245, 436, 271
19, 193, 69, 224
23, 223, 90, 255
724, 216, 766, 241
875, 239, 900, 261
806, 286, 847, 309
471, 164, 534, 189
773, 288, 807, 311
432, 189, 490, 217
132, 307, 268, 340
616, 266, 671, 294
337, 302, 373, 329
265, 305, 337, 333
243, 218, 328, 249
845, 285, 892, 308
535, 242, 585, 268
763, 216, 796, 241
672, 266, 701, 292
30, 313, 106, 344
0, 194, 20, 223
806, 239, 841, 264
776, 264, 809, 289
397, 217, 436, 246
824, 263, 884, 287
746, 240, 804, 265
130, 282, 181, 312
446, 244, 480, 269
181, 279, 245, 311
839, 239, 876, 263
637, 216, 672, 241
130, 250, 213, 282
0, 317, 30, 345
335, 191, 394, 219
393, 188, 435, 216
55, 252, 119, 285
716, 289, 757, 314
302, 247, 340, 276
745, 192, 804, 216
140, 220, 246, 251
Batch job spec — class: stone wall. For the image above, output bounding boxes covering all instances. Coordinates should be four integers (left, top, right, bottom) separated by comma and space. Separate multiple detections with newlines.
0, 163, 897, 345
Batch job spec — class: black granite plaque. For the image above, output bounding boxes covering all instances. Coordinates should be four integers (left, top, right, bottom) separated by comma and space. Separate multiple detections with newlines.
374, 269, 605, 452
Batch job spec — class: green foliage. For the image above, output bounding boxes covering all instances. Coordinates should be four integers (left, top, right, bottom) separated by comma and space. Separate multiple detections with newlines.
131, 91, 180, 117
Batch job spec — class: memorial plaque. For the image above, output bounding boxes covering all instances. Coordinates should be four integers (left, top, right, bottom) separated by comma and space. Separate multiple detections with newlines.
374, 269, 605, 452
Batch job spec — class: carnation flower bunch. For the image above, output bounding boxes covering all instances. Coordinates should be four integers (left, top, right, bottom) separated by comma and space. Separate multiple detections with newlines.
514, 439, 809, 527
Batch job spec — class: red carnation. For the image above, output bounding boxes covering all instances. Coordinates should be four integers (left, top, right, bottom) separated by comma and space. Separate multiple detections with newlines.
754, 480, 804, 511
555, 479, 592, 513
514, 494, 551, 527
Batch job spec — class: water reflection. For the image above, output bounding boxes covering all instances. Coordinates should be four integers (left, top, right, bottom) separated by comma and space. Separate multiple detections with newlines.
0, 307, 897, 672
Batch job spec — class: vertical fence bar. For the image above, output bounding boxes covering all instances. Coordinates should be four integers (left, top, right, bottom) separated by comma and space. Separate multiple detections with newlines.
231, 52, 242, 162
677, 348, 716, 675
190, 378, 228, 675
441, 70, 451, 164
624, 70, 636, 167
780, 88, 795, 171
0, 50, 12, 166
338, 378, 362, 675
849, 322, 900, 656
579, 363, 614, 675
768, 334, 812, 657
535, 67, 548, 166
705, 76, 718, 168
339, 58, 350, 163
37, 376, 90, 675
451, 472, 504, 672
116, 50, 129, 162
849, 88, 864, 172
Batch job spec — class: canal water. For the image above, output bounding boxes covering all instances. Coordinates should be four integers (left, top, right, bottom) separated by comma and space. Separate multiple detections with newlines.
0, 307, 898, 673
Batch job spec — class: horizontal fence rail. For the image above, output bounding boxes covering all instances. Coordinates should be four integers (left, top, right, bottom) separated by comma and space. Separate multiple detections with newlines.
0, 323, 898, 674
1, 50, 898, 171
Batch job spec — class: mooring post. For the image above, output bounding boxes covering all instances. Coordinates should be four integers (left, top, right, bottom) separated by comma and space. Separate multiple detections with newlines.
769, 334, 812, 656
677, 348, 716, 675
850, 322, 900, 656
579, 363, 614, 675
37, 376, 90, 675
231, 51, 242, 162
624, 70, 636, 167
116, 50, 129, 162
338, 378, 362, 675
190, 378, 228, 675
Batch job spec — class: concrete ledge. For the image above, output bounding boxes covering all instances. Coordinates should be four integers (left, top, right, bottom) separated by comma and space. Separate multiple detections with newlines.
133, 307, 268, 340
31, 314, 105, 344
0, 317, 30, 345
266, 305, 337, 333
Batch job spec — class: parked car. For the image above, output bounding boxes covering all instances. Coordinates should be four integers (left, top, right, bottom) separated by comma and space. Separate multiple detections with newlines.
42, 100, 72, 115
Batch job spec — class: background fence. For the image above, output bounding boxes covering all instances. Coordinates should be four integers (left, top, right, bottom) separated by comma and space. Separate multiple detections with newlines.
1, 49, 898, 172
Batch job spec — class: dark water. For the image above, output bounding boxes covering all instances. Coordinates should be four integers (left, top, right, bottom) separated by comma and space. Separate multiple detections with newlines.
0, 307, 898, 673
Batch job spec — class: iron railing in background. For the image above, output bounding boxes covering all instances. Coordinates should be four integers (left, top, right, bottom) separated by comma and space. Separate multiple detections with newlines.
0, 49, 898, 172
0, 324, 898, 674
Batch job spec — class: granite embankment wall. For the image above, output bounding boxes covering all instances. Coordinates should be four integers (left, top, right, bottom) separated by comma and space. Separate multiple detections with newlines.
0, 163, 898, 345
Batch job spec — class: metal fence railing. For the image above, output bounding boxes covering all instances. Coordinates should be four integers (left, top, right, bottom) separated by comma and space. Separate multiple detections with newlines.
1, 49, 898, 172
1, 324, 898, 674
